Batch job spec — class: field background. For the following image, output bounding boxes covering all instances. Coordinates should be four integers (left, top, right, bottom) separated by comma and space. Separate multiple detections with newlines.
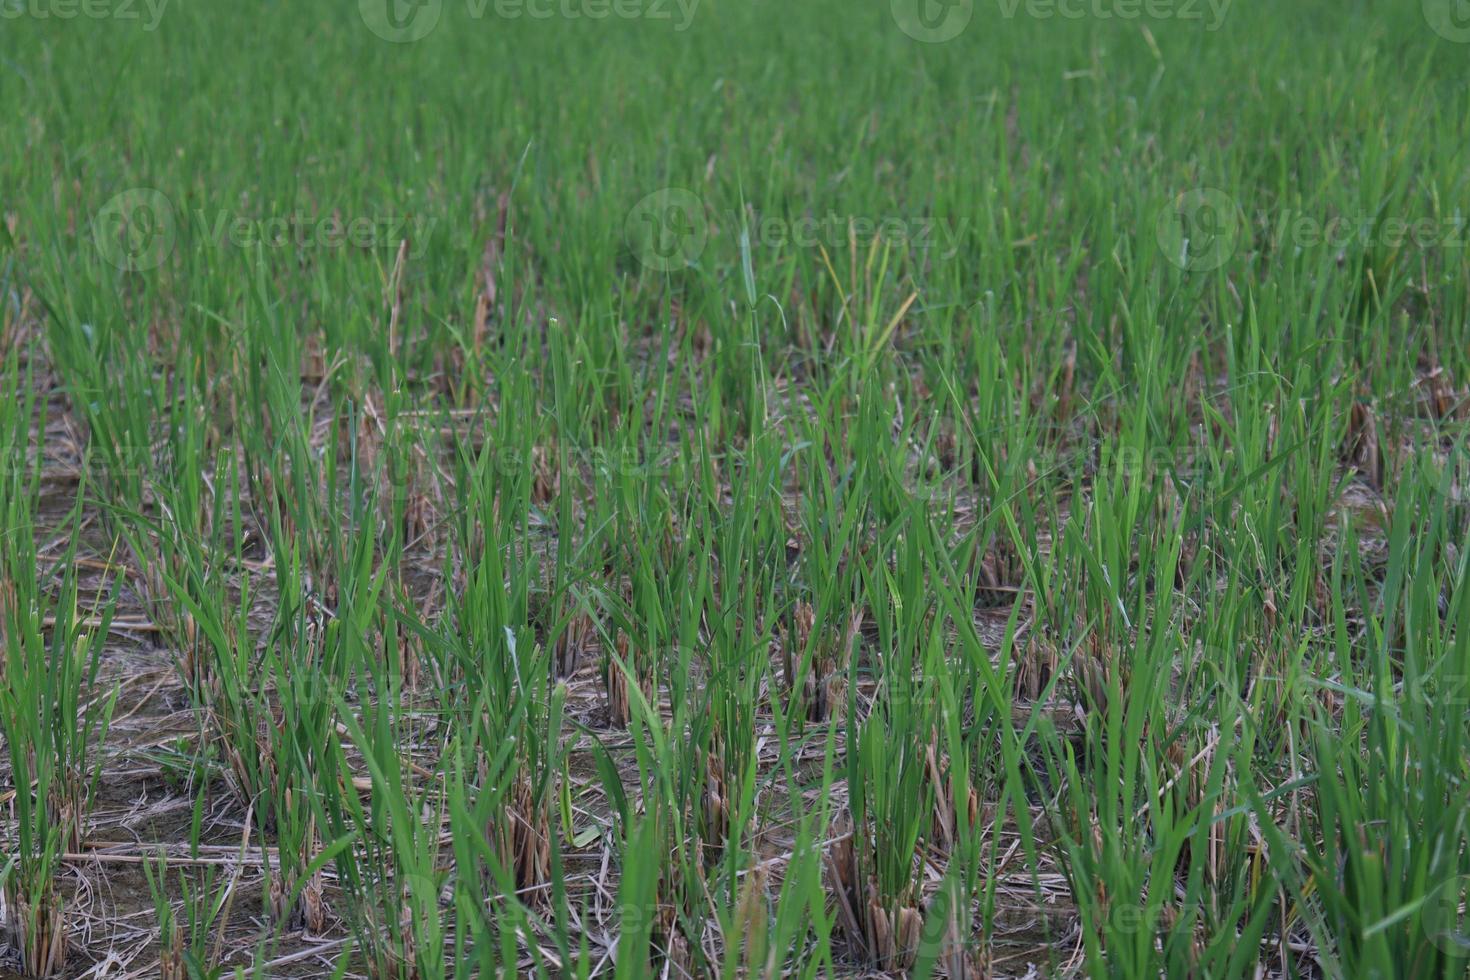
2, 0, 1470, 976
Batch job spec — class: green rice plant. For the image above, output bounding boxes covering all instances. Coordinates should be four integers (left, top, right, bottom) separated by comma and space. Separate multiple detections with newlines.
318, 682, 449, 980
443, 688, 578, 977
0, 468, 117, 974
257, 449, 391, 939
30, 272, 169, 518
1023, 423, 1288, 975
911, 556, 1039, 979
597, 725, 705, 976
1260, 444, 1470, 980
586, 429, 706, 730
592, 463, 765, 976
145, 438, 361, 932
828, 688, 933, 973
141, 814, 242, 980
258, 611, 334, 933
143, 860, 214, 980
824, 516, 945, 973
368, 428, 576, 974
446, 448, 565, 889
146, 459, 273, 799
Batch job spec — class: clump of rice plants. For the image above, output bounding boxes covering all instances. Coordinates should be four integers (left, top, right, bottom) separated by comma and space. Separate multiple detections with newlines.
0, 432, 116, 974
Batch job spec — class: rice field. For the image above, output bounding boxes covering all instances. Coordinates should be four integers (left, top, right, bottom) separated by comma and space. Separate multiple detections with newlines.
2, 0, 1469, 976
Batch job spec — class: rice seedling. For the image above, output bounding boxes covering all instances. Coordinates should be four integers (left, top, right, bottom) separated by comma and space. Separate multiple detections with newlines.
141, 835, 241, 980
0, 447, 117, 974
